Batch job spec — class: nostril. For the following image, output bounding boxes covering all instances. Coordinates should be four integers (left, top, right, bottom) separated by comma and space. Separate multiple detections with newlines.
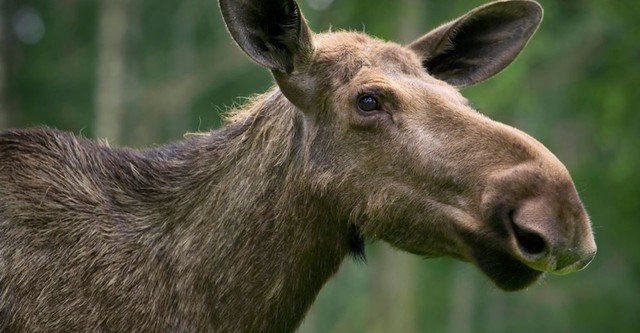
509, 210, 547, 257
513, 225, 546, 256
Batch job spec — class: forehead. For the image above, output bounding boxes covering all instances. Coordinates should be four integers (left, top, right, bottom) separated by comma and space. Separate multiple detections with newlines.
312, 31, 425, 84
310, 31, 467, 107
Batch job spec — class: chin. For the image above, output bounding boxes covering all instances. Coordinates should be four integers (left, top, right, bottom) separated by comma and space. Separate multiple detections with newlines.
471, 247, 545, 291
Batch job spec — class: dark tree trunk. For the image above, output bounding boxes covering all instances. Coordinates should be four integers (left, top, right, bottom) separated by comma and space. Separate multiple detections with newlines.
94, 0, 128, 141
0, 0, 10, 129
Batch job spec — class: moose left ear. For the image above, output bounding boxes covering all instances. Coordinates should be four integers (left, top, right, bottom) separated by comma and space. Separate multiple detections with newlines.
219, 0, 314, 74
408, 0, 543, 87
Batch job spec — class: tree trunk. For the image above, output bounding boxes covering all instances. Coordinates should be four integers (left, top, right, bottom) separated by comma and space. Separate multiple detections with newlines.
94, 0, 128, 141
447, 263, 477, 333
397, 0, 425, 43
483, 289, 507, 333
0, 0, 8, 129
367, 245, 417, 333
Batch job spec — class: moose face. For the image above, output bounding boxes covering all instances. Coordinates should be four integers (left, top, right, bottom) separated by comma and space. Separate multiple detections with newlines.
219, 0, 596, 290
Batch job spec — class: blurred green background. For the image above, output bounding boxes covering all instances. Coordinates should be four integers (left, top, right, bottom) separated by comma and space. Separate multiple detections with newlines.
1, 0, 638, 332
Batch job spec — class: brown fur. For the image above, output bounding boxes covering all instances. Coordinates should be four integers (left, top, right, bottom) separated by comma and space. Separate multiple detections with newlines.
0, 1, 595, 332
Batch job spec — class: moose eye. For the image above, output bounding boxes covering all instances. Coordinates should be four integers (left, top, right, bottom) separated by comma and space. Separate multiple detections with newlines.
357, 95, 380, 112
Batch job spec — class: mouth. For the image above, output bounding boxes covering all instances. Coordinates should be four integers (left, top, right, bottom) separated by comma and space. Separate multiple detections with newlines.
458, 211, 545, 291
447, 212, 545, 290
407, 195, 588, 290
470, 245, 545, 291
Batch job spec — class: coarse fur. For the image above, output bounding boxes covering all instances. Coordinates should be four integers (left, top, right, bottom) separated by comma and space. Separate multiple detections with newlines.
0, 1, 596, 332
0, 92, 351, 332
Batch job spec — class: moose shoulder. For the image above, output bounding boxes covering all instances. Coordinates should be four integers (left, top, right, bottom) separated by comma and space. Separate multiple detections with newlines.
0, 0, 596, 332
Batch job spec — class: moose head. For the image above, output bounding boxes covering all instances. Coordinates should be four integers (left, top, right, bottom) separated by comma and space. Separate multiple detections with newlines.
219, 0, 596, 291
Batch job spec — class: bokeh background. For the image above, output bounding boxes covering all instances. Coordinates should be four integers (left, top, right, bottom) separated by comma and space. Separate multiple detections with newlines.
1, 0, 638, 332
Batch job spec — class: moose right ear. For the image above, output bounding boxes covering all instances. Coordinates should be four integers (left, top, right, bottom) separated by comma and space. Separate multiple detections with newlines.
407, 0, 543, 87
219, 0, 314, 74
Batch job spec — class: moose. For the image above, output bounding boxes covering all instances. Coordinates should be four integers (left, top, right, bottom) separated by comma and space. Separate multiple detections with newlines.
0, 0, 596, 331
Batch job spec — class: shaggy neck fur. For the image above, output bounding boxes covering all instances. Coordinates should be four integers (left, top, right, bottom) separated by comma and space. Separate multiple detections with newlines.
0, 88, 358, 332
149, 88, 355, 332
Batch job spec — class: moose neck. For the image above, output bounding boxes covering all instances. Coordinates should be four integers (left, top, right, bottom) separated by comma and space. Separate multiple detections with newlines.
161, 88, 353, 332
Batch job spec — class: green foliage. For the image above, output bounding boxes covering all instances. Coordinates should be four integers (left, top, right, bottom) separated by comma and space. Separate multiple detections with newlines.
2, 0, 638, 331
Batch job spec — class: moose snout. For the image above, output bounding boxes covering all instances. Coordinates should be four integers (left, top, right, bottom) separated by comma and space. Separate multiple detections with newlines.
485, 165, 597, 276
507, 196, 597, 275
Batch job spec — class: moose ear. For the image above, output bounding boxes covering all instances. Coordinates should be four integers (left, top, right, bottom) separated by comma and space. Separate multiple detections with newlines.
219, 0, 314, 74
408, 0, 543, 87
